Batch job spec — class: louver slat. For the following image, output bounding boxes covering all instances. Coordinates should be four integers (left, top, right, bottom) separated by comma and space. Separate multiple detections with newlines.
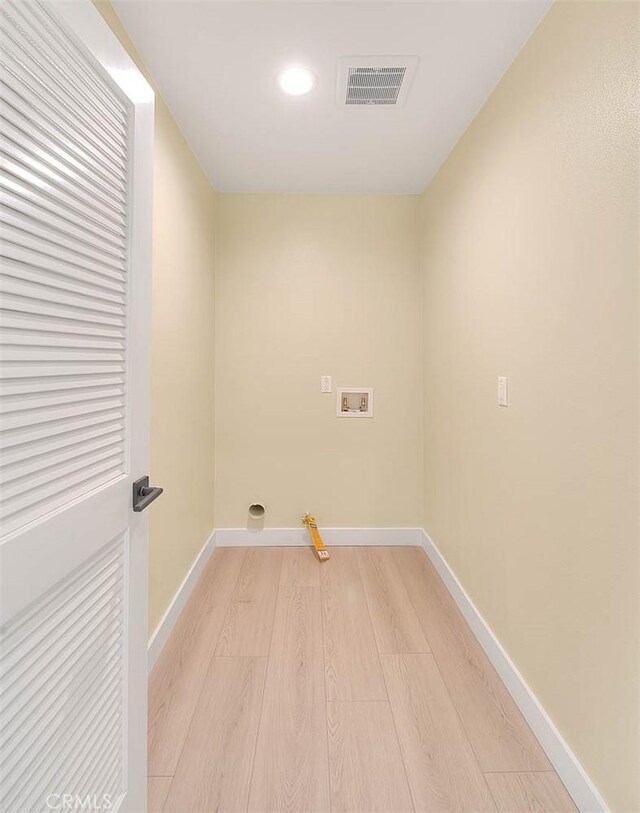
0, 536, 126, 812
0, 0, 129, 539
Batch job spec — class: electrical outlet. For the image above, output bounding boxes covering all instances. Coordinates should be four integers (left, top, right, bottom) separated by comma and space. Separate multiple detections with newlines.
498, 376, 508, 407
321, 375, 332, 393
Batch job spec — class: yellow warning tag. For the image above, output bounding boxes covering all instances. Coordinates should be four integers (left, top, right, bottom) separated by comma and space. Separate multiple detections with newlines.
302, 513, 331, 562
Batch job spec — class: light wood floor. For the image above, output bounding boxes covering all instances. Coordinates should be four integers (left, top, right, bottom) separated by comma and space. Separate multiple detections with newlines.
148, 546, 577, 813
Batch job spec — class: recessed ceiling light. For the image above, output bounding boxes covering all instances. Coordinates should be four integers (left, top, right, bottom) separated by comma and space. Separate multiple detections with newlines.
278, 66, 316, 96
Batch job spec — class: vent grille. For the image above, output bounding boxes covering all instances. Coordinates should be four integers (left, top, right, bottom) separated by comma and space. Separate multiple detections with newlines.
338, 57, 418, 108
346, 67, 407, 106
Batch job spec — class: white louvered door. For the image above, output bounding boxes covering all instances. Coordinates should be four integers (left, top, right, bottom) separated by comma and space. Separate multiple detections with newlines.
0, 1, 154, 811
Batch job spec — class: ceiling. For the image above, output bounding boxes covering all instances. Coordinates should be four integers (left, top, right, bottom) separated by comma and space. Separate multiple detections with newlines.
112, 1, 552, 194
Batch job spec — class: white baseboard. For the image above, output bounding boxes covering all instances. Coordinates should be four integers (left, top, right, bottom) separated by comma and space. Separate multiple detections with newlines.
214, 526, 423, 547
420, 529, 608, 813
147, 529, 216, 673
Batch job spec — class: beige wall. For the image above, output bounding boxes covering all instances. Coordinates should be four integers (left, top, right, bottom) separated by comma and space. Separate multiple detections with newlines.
96, 3, 638, 806
419, 2, 639, 810
215, 194, 422, 528
95, 3, 217, 636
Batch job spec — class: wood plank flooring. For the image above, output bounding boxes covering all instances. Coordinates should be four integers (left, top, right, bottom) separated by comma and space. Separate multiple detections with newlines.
248, 586, 329, 812
165, 657, 267, 812
485, 772, 579, 812
321, 547, 386, 702
148, 548, 246, 776
148, 546, 577, 812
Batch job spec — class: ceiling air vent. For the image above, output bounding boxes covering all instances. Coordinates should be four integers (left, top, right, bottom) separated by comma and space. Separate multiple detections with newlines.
337, 56, 418, 107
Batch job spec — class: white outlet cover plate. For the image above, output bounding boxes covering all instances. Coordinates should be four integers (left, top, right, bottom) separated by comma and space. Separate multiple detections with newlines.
498, 376, 508, 407
321, 375, 332, 393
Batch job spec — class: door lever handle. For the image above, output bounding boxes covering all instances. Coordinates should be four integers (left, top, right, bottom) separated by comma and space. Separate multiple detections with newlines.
132, 475, 164, 512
